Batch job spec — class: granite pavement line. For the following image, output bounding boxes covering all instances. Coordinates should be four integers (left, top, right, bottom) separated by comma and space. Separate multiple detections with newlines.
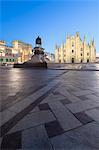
1, 84, 47, 112
1, 70, 68, 112
0, 81, 60, 137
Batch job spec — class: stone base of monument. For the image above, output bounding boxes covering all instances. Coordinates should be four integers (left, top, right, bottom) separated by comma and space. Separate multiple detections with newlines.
14, 36, 48, 69
14, 55, 47, 68
13, 62, 47, 68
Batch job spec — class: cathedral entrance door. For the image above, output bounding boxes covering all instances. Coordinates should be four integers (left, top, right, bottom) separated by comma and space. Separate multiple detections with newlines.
87, 59, 89, 63
72, 58, 74, 63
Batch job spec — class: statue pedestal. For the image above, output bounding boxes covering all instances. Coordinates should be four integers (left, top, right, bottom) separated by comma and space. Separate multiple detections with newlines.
14, 61, 47, 68
14, 53, 47, 68
14, 36, 47, 68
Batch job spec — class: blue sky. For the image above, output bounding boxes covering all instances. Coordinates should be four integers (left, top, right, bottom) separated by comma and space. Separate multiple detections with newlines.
0, 0, 99, 54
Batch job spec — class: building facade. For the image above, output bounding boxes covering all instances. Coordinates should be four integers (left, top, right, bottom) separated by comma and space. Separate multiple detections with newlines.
0, 40, 17, 65
55, 32, 96, 63
12, 40, 32, 63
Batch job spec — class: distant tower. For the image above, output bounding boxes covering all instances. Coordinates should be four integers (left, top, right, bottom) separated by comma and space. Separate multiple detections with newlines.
84, 34, 86, 41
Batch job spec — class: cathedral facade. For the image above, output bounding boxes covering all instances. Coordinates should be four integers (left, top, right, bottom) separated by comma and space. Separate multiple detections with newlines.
55, 32, 96, 63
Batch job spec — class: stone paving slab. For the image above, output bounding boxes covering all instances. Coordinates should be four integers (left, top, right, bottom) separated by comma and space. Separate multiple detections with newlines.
0, 138, 2, 147
30, 106, 40, 113
85, 108, 99, 124
39, 103, 50, 111
49, 101, 82, 131
8, 97, 34, 113
72, 90, 95, 96
40, 93, 66, 104
85, 94, 99, 102
66, 99, 99, 113
51, 122, 99, 150
0, 109, 16, 126
58, 83, 82, 92
45, 120, 64, 138
22, 125, 53, 149
74, 111, 93, 124
8, 110, 55, 134
0, 68, 99, 149
8, 80, 59, 114
56, 88, 82, 103
1, 131, 21, 149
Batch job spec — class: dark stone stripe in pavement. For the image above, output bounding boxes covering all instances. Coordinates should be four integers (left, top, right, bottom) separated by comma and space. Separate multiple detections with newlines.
0, 84, 47, 112
1, 70, 68, 112
38, 103, 50, 111
74, 111, 94, 125
1, 131, 22, 149
0, 83, 59, 137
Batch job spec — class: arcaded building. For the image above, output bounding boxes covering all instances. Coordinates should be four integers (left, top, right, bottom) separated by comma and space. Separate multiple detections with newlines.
55, 32, 96, 63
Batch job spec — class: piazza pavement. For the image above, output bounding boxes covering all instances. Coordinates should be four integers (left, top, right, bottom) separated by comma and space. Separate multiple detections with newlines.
0, 63, 99, 149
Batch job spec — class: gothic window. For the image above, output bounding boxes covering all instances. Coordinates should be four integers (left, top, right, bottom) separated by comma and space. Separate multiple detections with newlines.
72, 42, 74, 47
81, 53, 82, 56
81, 59, 83, 63
87, 53, 89, 56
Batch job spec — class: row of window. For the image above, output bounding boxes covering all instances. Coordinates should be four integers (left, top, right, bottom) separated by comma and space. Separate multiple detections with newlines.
59, 53, 89, 57
72, 50, 89, 55
0, 58, 15, 62
59, 50, 89, 56
5, 53, 14, 57
58, 59, 90, 63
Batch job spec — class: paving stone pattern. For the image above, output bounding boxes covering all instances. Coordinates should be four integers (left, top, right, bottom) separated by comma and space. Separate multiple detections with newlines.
0, 67, 99, 149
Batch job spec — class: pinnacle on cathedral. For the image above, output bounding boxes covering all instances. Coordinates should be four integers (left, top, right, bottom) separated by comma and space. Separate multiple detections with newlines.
76, 32, 80, 37
90, 37, 94, 46
84, 34, 86, 41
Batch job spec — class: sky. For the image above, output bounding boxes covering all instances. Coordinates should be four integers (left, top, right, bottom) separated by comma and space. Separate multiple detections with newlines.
0, 0, 99, 54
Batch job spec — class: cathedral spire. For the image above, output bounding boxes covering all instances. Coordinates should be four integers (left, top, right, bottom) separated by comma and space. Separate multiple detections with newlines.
55, 44, 58, 49
92, 37, 94, 45
84, 34, 86, 41
90, 37, 93, 45
76, 32, 80, 37
67, 34, 70, 39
